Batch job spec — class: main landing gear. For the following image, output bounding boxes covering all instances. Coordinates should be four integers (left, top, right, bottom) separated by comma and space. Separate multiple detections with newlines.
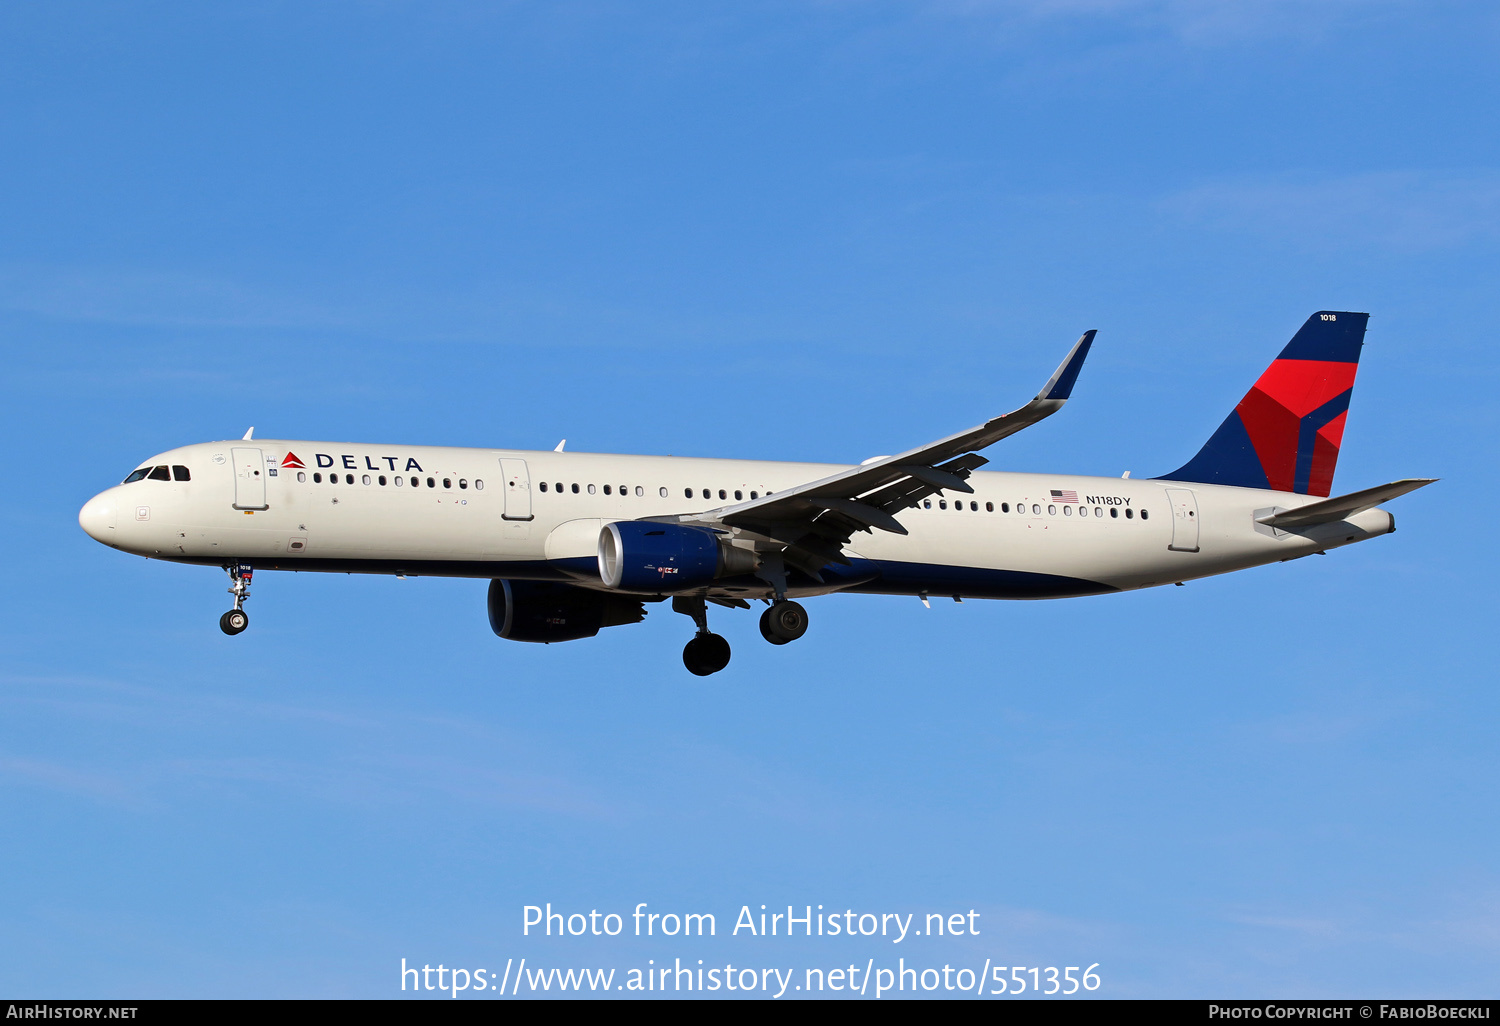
759, 600, 808, 645
219, 563, 252, 635
673, 596, 813, 675
673, 597, 731, 676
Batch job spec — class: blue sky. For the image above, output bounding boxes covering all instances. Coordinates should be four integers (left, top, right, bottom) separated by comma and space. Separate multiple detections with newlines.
1, 1, 1496, 998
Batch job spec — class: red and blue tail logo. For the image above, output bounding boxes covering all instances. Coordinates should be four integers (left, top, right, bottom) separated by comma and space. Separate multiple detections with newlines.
1157, 311, 1368, 497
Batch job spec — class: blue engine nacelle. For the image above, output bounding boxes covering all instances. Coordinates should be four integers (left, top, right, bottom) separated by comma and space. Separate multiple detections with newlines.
598, 521, 752, 593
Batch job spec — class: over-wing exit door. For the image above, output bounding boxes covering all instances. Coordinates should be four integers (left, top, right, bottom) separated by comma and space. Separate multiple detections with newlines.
499, 458, 533, 521
231, 447, 268, 510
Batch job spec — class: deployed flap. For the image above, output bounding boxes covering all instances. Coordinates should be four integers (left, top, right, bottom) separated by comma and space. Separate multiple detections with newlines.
1255, 478, 1435, 529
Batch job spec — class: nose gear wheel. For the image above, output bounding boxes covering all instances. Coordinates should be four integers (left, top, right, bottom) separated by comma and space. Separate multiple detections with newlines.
220, 563, 253, 635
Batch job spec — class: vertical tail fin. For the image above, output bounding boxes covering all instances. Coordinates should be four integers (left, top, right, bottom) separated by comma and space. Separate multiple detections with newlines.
1156, 311, 1368, 496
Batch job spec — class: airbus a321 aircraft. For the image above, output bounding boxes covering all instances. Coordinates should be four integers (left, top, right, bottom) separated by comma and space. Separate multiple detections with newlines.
80, 311, 1431, 675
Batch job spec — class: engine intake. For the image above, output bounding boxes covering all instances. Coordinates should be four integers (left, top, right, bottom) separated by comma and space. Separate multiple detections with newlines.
598, 521, 756, 593
488, 579, 646, 643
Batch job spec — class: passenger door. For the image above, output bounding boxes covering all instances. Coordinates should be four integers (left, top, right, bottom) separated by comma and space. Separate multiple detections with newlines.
231, 447, 269, 510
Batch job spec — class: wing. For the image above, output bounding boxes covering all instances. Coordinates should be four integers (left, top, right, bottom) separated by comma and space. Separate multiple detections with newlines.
671, 329, 1096, 577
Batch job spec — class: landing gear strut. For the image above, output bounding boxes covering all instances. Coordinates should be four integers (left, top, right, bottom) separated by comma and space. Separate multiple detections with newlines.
220, 563, 252, 635
673, 596, 731, 676
759, 600, 808, 645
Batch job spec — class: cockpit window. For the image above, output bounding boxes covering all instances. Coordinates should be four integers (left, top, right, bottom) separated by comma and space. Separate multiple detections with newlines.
172, 465, 190, 481
148, 466, 171, 481
123, 468, 150, 483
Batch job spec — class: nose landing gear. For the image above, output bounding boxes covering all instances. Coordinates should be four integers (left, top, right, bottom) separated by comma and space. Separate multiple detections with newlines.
673, 596, 731, 676
220, 564, 252, 635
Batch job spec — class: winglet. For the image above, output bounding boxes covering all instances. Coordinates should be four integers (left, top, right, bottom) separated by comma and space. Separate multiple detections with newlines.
242, 427, 255, 440
1037, 330, 1096, 401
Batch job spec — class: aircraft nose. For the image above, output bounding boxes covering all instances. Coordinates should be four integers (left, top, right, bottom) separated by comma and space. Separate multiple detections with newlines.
79, 492, 118, 542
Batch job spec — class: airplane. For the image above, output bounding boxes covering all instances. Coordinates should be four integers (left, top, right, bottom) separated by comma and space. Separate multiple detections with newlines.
78, 311, 1432, 676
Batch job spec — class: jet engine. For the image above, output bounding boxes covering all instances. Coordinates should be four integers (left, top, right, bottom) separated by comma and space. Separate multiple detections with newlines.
597, 521, 757, 593
487, 579, 646, 643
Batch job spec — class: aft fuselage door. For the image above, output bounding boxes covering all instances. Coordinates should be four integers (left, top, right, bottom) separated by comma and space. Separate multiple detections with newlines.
1165, 487, 1200, 552
499, 458, 534, 521
231, 447, 269, 510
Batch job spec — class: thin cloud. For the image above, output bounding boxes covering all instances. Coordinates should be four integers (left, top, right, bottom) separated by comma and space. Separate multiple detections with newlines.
924, 0, 1416, 45
1163, 171, 1500, 251
0, 753, 143, 808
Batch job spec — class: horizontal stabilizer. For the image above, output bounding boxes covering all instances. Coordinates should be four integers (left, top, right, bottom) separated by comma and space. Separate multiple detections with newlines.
1255, 478, 1436, 529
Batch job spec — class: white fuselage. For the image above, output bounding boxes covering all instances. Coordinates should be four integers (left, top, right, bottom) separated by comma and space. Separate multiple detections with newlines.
78, 438, 1395, 601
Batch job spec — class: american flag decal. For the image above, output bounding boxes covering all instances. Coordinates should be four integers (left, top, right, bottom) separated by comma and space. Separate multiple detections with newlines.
1050, 489, 1079, 503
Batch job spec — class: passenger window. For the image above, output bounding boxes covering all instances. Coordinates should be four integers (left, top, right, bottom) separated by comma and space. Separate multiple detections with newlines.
685, 488, 693, 499
939, 500, 947, 510
347, 474, 355, 484
586, 483, 595, 494
314, 472, 323, 483
1048, 505, 1056, 515
1141, 509, 1149, 520
603, 485, 611, 495
659, 487, 668, 498
718, 489, 726, 500
1000, 502, 1008, 512
556, 483, 563, 493
149, 466, 170, 481
571, 483, 579, 494
427, 477, 436, 488
379, 476, 387, 486
970, 501, 978, 511
620, 485, 627, 495
540, 481, 548, 492
1032, 504, 1041, 514
1094, 507, 1102, 516
394, 475, 402, 486
634, 486, 643, 497
363, 474, 372, 485
1110, 507, 1118, 518
123, 468, 150, 483
702, 489, 710, 499
458, 479, 466, 489
1126, 507, 1134, 519
172, 465, 191, 481
750, 491, 758, 500
443, 478, 452, 489
986, 502, 993, 512
298, 471, 307, 483
924, 500, 931, 509
1063, 505, 1071, 516
475, 480, 484, 490
735, 490, 743, 501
